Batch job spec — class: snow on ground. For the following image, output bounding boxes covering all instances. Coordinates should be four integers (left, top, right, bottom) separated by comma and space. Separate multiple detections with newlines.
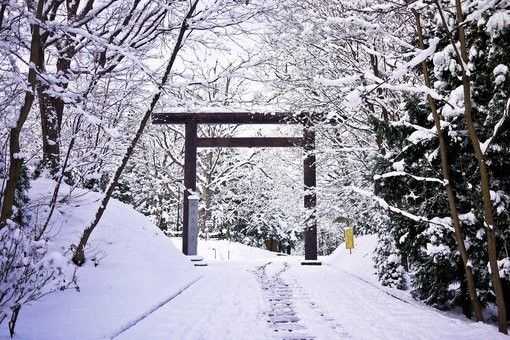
171, 237, 280, 262
115, 235, 507, 340
326, 233, 378, 280
2, 179, 198, 340
291, 235, 506, 339
117, 262, 272, 340
6, 191, 507, 340
116, 240, 280, 339
323, 234, 413, 302
285, 264, 504, 339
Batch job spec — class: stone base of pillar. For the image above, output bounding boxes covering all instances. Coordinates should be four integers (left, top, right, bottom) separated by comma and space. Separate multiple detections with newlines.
187, 255, 208, 267
300, 260, 322, 266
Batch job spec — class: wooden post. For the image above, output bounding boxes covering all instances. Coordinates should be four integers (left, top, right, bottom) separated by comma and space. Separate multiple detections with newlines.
183, 122, 197, 255
303, 127, 318, 261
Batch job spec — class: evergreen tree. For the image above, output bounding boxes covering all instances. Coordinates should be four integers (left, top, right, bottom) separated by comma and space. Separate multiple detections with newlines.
372, 94, 462, 308
372, 1, 510, 315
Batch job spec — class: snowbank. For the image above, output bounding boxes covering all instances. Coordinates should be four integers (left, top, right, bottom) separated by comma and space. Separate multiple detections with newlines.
325, 234, 378, 281
2, 179, 198, 340
171, 238, 279, 262
325, 234, 414, 304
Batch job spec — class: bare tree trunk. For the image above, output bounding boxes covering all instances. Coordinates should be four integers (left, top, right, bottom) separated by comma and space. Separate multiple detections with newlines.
435, 0, 507, 332
37, 0, 82, 175
72, 0, 199, 266
0, 3, 6, 30
38, 52, 73, 175
0, 0, 45, 226
413, 10, 483, 321
38, 80, 61, 175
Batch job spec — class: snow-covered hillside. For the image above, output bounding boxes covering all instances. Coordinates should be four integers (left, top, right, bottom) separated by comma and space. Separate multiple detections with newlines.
1, 179, 198, 340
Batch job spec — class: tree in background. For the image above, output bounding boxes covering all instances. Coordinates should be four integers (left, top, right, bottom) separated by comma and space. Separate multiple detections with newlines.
0, 0, 274, 331
70, 0, 275, 265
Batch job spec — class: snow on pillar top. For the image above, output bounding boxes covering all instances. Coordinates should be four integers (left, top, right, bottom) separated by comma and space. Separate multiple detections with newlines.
188, 191, 200, 200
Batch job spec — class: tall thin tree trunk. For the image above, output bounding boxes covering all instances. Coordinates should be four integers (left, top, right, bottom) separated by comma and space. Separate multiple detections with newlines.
0, 0, 45, 226
413, 11, 483, 321
454, 1, 507, 332
72, 0, 199, 266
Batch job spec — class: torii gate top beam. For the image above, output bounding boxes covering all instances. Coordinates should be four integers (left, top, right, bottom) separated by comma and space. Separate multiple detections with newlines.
153, 111, 293, 124
152, 111, 328, 125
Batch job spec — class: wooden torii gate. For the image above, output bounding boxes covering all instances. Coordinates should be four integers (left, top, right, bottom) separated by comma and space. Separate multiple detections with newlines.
153, 111, 320, 263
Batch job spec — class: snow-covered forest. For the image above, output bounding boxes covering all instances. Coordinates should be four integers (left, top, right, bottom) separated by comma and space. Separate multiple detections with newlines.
0, 0, 509, 339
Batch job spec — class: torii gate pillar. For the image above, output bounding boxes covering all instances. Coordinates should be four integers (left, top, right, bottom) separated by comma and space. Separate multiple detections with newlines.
303, 127, 318, 261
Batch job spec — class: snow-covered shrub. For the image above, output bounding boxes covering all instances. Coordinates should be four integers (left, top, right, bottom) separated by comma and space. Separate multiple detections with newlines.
0, 163, 75, 336
374, 225, 406, 289
411, 218, 458, 309
0, 221, 73, 336
319, 226, 344, 256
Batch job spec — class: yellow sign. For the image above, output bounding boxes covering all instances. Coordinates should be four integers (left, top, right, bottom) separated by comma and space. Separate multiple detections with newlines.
344, 227, 354, 253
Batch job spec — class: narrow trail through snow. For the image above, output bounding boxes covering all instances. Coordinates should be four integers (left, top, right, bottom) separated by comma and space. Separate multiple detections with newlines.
256, 261, 351, 340
256, 262, 313, 339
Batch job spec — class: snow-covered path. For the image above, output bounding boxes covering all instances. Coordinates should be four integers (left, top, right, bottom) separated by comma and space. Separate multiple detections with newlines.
255, 261, 351, 340
116, 262, 271, 340
283, 264, 504, 340
116, 260, 506, 340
